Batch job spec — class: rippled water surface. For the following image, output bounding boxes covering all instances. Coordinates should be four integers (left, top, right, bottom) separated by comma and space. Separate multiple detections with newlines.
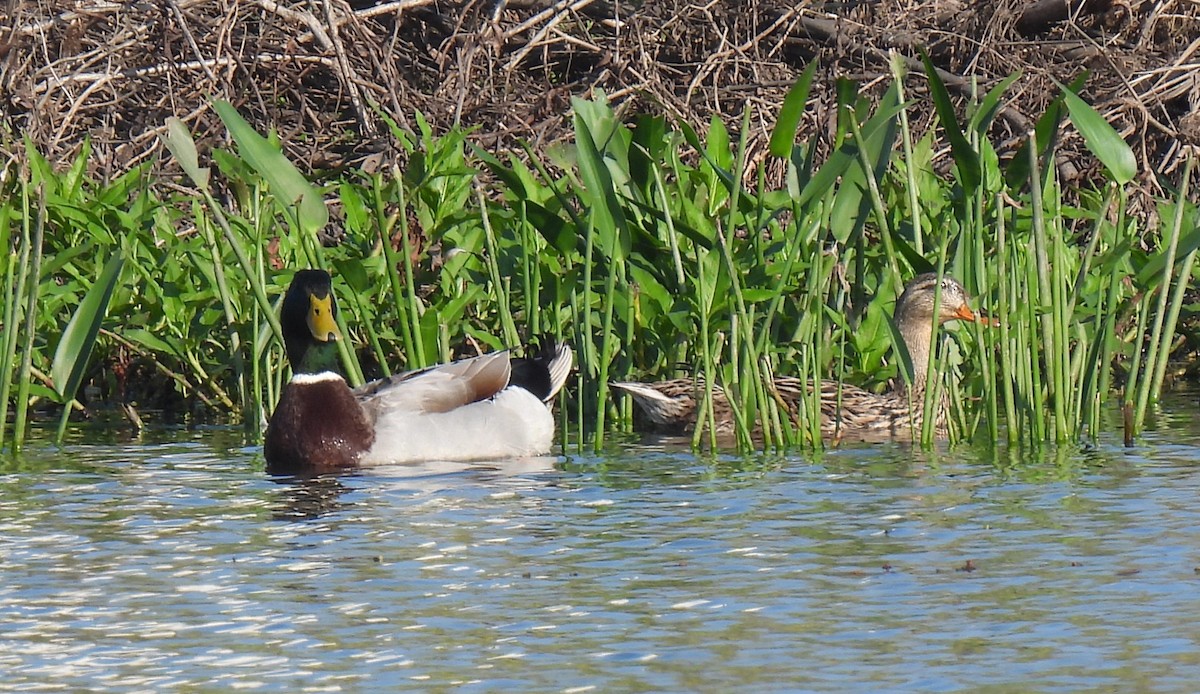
4, 398, 1200, 692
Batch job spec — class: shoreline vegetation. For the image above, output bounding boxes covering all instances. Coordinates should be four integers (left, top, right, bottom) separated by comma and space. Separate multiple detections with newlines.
1, 64, 1197, 454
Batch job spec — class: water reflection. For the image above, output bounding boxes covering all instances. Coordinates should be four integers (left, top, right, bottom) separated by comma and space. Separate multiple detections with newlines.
268, 456, 562, 520
271, 475, 354, 520
2, 396, 1200, 690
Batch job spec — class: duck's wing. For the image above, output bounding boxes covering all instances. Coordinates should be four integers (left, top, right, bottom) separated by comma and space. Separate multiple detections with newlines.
355, 350, 512, 417
769, 378, 889, 431
814, 381, 924, 434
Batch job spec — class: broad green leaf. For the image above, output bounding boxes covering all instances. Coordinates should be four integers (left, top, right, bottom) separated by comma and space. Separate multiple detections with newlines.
797, 97, 906, 215
50, 254, 124, 402
338, 182, 370, 237
1134, 203, 1199, 288
40, 242, 95, 279
373, 107, 417, 153
740, 288, 780, 303
212, 100, 329, 235
769, 61, 819, 158
1006, 74, 1087, 187
24, 137, 56, 189
58, 141, 92, 202
624, 194, 714, 249
440, 284, 484, 326
507, 153, 548, 204
1059, 82, 1137, 184
28, 383, 60, 404
331, 258, 370, 293
629, 115, 668, 197
573, 103, 631, 261
889, 227, 934, 275
829, 82, 901, 243
162, 117, 210, 189
472, 146, 526, 196
627, 262, 673, 314
677, 119, 704, 156
572, 91, 621, 157
525, 201, 576, 255
705, 114, 733, 174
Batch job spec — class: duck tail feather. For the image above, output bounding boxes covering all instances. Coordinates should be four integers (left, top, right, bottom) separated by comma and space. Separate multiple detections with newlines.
510, 338, 574, 402
542, 342, 573, 402
609, 380, 673, 403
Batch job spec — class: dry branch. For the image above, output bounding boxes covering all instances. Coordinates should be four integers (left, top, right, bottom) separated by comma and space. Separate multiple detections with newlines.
0, 0, 1196, 185
1016, 0, 1114, 36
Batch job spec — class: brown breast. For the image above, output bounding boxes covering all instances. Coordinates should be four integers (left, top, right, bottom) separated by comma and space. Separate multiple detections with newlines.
264, 377, 374, 475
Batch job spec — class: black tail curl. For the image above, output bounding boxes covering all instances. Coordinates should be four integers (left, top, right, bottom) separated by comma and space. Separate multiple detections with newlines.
509, 336, 573, 403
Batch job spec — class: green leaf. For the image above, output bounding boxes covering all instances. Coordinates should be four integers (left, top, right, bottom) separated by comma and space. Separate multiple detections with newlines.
829, 82, 901, 244
740, 288, 780, 303
969, 72, 1021, 135
331, 258, 371, 294
627, 262, 673, 314
1004, 73, 1084, 187
705, 114, 733, 174
525, 201, 576, 255
338, 182, 370, 237
920, 49, 980, 192
50, 254, 124, 403
1134, 204, 1200, 288
212, 100, 329, 235
573, 101, 631, 261
124, 328, 179, 356
630, 115, 668, 194
889, 228, 934, 275
473, 146, 526, 196
769, 60, 818, 159
161, 117, 210, 189
1059, 82, 1137, 185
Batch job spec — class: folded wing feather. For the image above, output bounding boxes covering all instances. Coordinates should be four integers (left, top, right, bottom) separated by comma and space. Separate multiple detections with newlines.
357, 350, 512, 418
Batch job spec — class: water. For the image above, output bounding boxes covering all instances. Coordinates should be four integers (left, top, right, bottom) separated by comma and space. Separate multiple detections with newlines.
3, 398, 1200, 692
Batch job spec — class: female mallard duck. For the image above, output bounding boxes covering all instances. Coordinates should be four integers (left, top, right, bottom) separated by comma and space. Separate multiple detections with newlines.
611, 273, 982, 440
264, 270, 573, 475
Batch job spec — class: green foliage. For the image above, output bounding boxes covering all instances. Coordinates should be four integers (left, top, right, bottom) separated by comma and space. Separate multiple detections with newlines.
213, 101, 328, 235
50, 253, 124, 440
0, 74, 1195, 451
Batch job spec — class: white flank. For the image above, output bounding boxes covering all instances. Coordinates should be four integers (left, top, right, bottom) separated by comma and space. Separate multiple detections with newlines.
360, 387, 555, 466
290, 371, 345, 385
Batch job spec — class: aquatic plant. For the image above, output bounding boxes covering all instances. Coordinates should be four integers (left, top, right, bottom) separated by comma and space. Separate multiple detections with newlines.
0, 66, 1195, 452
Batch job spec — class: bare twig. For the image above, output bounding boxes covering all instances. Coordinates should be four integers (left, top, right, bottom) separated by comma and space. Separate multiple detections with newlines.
2, 0, 1196, 184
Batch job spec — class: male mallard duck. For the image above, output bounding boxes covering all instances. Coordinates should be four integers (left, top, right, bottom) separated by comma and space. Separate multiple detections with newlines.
264, 270, 573, 475
611, 273, 982, 440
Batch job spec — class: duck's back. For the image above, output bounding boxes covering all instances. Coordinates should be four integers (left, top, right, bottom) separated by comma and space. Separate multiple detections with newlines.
355, 349, 562, 465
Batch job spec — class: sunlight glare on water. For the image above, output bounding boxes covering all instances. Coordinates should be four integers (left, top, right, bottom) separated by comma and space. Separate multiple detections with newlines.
2, 398, 1200, 691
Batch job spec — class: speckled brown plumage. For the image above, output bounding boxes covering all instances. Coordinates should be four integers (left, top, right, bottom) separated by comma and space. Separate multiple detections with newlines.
612, 273, 978, 440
